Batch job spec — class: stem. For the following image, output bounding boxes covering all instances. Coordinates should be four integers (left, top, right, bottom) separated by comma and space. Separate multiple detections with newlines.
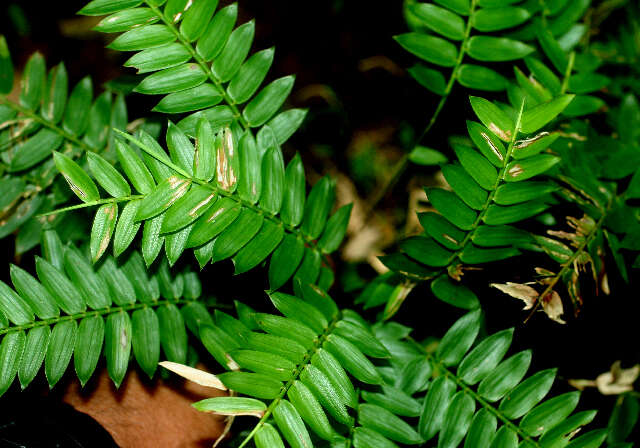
415, 0, 477, 144
370, 0, 478, 217
408, 336, 541, 447
237, 316, 344, 448
0, 97, 96, 155
0, 297, 198, 336
560, 51, 576, 94
145, 2, 250, 130
38, 195, 144, 217
448, 100, 526, 264
116, 130, 328, 261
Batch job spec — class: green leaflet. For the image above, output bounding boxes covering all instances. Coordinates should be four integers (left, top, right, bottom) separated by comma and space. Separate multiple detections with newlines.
409, 3, 465, 41
161, 185, 216, 233
108, 24, 175, 51
179, 0, 218, 42
90, 203, 118, 262
18, 326, 49, 389
228, 48, 274, 104
157, 303, 187, 363
281, 153, 306, 227
520, 95, 575, 134
20, 52, 45, 110
470, 96, 514, 142
359, 403, 422, 444
94, 8, 159, 33
125, 43, 191, 74
45, 320, 77, 388
395, 33, 458, 67
193, 396, 267, 416
0, 35, 13, 94
255, 424, 285, 448
439, 392, 475, 448
196, 4, 238, 61
88, 152, 131, 198
273, 399, 314, 448
427, 188, 477, 230
420, 376, 456, 440
260, 146, 285, 214
0, 332, 25, 396
74, 315, 104, 386
9, 264, 59, 319
10, 130, 64, 172
243, 75, 295, 127
454, 144, 498, 189
79, 0, 143, 16
473, 7, 530, 32
467, 37, 535, 62
458, 64, 508, 91
443, 164, 488, 210
233, 220, 284, 274
211, 21, 255, 82
53, 152, 100, 203
135, 63, 206, 95
105, 311, 132, 387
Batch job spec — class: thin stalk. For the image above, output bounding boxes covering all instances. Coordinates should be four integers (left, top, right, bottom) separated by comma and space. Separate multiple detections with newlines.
0, 97, 96, 155
237, 316, 344, 448
115, 130, 328, 259
449, 100, 526, 263
415, 0, 477, 144
368, 0, 478, 217
144, 2, 250, 130
38, 195, 144, 217
0, 297, 198, 336
560, 51, 576, 94
408, 336, 541, 447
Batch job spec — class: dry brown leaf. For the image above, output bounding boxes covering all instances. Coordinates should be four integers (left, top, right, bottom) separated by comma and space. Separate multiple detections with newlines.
491, 282, 539, 310
570, 361, 640, 395
541, 291, 566, 324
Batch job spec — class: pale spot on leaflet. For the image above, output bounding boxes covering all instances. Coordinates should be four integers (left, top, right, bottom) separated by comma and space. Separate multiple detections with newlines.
489, 123, 511, 141
120, 327, 128, 349
508, 164, 523, 178
481, 132, 503, 161
189, 194, 215, 217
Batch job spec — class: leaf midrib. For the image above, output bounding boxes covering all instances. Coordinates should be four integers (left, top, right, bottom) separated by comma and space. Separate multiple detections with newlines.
236, 314, 344, 448
0, 297, 198, 336
408, 336, 541, 447
144, 1, 250, 130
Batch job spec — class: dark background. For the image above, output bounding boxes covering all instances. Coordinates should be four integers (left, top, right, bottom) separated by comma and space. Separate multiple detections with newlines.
1, 0, 638, 445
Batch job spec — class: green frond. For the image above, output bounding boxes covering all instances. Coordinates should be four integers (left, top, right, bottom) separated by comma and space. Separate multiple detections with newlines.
375, 94, 573, 316
52, 123, 348, 290
78, 0, 307, 143
0, 50, 128, 251
364, 310, 607, 448
185, 285, 389, 447
0, 230, 209, 394
396, 0, 534, 136
183, 300, 606, 447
